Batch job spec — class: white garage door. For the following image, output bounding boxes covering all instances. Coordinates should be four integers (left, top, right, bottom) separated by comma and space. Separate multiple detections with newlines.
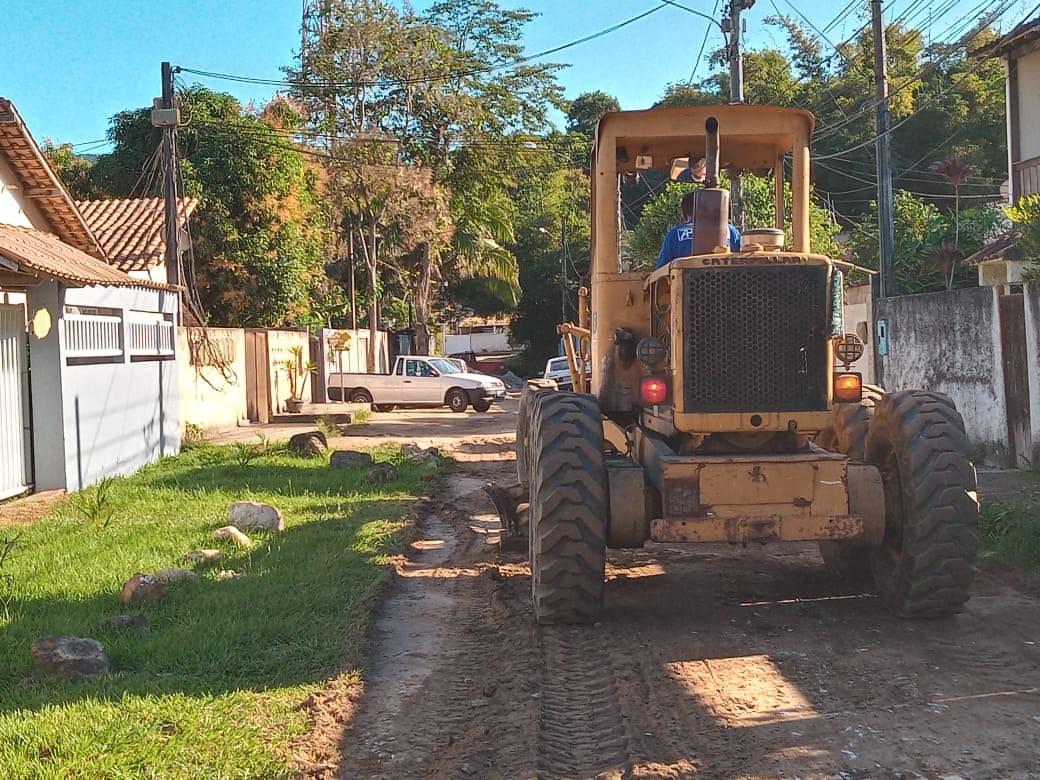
0, 304, 28, 500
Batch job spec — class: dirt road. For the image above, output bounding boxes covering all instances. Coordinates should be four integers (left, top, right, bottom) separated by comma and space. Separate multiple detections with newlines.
299, 400, 1040, 780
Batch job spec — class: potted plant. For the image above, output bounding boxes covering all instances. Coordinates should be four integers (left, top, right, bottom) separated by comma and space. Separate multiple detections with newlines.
282, 346, 317, 413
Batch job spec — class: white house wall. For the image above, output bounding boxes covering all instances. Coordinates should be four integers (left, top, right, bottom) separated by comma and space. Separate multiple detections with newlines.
28, 283, 181, 491
1016, 48, 1040, 163
0, 155, 49, 229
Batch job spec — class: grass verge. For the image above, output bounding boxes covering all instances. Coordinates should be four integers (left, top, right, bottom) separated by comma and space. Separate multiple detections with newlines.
0, 442, 441, 778
980, 501, 1040, 573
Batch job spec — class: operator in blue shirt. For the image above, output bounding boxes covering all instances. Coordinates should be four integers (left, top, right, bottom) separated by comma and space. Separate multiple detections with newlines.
655, 191, 741, 269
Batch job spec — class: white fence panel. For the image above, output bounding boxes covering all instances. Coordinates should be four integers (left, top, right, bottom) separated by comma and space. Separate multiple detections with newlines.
64, 312, 123, 358
0, 304, 28, 499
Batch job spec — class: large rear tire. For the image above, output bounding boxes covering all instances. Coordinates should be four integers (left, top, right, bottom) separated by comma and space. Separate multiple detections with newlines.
515, 382, 548, 488
817, 385, 884, 578
528, 393, 607, 624
348, 389, 373, 405
864, 390, 978, 618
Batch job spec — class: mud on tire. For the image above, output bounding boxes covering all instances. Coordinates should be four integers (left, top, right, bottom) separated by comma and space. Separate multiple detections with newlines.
864, 390, 978, 618
527, 393, 607, 624
817, 384, 884, 578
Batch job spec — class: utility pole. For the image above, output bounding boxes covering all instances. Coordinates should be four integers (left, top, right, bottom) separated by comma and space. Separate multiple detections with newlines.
871, 0, 896, 299
560, 222, 568, 325
724, 0, 754, 229
152, 62, 181, 291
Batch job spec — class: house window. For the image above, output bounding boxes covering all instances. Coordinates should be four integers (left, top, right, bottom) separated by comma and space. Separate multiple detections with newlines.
128, 310, 175, 361
63, 305, 123, 363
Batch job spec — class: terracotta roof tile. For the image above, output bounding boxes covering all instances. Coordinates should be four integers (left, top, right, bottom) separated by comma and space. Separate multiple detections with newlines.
76, 197, 199, 272
0, 224, 173, 290
963, 230, 1022, 266
0, 97, 103, 258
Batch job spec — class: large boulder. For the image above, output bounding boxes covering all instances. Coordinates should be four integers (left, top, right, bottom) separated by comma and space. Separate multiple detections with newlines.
153, 567, 199, 585
228, 501, 284, 532
368, 462, 399, 483
330, 450, 373, 469
121, 573, 168, 604
289, 431, 328, 458
32, 636, 109, 678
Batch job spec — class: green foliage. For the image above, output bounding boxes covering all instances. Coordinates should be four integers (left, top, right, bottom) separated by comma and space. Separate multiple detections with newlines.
566, 91, 620, 137
41, 140, 102, 199
315, 416, 344, 440
56, 88, 333, 327
849, 190, 1002, 294
980, 501, 1040, 572
0, 443, 442, 777
625, 176, 842, 268
66, 477, 118, 535
627, 182, 698, 267
1004, 194, 1040, 260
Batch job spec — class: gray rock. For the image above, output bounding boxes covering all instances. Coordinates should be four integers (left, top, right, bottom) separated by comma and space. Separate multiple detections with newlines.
183, 548, 223, 564
96, 613, 149, 636
400, 443, 424, 457
288, 431, 327, 458
153, 567, 199, 585
32, 636, 109, 678
228, 501, 284, 532
407, 446, 440, 464
330, 449, 373, 468
213, 525, 253, 546
367, 462, 399, 483
121, 573, 168, 604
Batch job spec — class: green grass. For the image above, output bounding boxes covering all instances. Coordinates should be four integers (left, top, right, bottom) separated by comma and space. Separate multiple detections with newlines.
0, 442, 441, 778
980, 501, 1040, 572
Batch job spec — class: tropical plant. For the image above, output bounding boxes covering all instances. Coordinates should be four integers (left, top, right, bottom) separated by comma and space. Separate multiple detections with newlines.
282, 346, 317, 401
67, 477, 118, 535
1004, 194, 1040, 260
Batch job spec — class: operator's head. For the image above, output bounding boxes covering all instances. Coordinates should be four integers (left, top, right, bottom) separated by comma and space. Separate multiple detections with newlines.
680, 191, 697, 220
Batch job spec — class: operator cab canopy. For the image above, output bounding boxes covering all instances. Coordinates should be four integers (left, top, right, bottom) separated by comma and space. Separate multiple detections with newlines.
592, 104, 817, 268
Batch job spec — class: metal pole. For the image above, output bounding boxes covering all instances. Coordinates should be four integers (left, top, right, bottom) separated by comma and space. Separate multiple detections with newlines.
726, 0, 752, 230
161, 62, 180, 289
872, 0, 896, 299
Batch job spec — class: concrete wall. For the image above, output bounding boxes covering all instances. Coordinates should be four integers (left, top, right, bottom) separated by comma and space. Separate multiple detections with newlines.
877, 287, 1008, 464
843, 283, 875, 384
266, 328, 311, 412
316, 328, 388, 402
444, 332, 511, 355
29, 282, 180, 491
178, 327, 247, 433
1023, 283, 1040, 467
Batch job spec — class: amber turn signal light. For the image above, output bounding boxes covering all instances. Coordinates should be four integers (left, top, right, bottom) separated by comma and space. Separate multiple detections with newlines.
833, 372, 862, 402
640, 376, 669, 405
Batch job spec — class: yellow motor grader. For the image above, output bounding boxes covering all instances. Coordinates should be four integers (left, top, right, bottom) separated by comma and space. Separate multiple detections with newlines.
491, 104, 978, 625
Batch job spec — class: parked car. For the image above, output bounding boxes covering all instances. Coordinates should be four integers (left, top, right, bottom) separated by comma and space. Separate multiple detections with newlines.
542, 356, 590, 391
448, 351, 510, 375
327, 355, 506, 413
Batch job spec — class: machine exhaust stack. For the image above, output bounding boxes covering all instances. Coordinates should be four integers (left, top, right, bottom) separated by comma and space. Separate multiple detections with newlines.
692, 116, 730, 255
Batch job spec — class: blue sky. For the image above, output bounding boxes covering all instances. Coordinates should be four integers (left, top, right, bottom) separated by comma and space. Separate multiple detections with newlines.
0, 0, 1031, 152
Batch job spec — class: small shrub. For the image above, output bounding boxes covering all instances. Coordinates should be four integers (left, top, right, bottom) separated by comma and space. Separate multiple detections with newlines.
182, 422, 207, 449
316, 415, 342, 439
67, 477, 118, 535
980, 502, 1040, 571
353, 407, 371, 425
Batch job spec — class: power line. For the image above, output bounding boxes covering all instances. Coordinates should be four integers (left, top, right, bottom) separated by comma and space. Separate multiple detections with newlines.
177, 3, 670, 91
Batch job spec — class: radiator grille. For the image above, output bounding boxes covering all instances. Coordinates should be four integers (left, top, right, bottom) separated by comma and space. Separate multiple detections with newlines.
682, 265, 829, 412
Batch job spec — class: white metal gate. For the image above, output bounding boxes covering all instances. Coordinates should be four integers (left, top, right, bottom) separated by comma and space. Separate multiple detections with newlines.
0, 304, 29, 500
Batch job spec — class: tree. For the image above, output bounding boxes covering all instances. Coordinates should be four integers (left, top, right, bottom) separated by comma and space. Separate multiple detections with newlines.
52, 87, 331, 327
566, 91, 620, 137
41, 141, 102, 199
288, 0, 562, 363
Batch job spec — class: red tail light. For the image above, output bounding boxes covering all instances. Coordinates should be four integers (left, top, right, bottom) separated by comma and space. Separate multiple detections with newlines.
640, 376, 669, 404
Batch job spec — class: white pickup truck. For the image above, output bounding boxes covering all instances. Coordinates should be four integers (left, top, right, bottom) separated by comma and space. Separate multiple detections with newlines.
327, 355, 507, 413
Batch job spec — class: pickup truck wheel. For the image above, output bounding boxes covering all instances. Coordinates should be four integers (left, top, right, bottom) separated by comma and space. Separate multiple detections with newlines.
472, 399, 492, 413
446, 389, 469, 413
348, 389, 373, 405
372, 404, 395, 412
